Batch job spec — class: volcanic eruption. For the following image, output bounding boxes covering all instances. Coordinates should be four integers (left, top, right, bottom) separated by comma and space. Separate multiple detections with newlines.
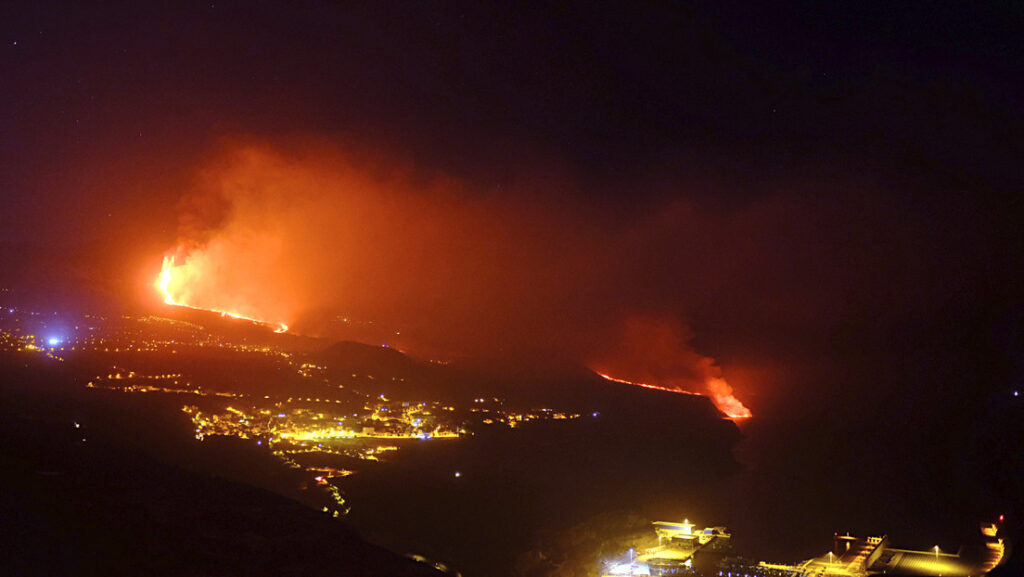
156, 254, 289, 333
150, 140, 753, 420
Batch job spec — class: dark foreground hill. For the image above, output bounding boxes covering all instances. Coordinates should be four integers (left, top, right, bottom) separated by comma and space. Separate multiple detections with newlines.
0, 356, 442, 577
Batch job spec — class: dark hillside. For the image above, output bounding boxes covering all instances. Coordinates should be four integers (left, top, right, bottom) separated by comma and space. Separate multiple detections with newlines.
0, 357, 443, 577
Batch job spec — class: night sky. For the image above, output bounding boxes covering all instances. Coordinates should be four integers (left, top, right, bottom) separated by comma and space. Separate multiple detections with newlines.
2, 1, 1022, 417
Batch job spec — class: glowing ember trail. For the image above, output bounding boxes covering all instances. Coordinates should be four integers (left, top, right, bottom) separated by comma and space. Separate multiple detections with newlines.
594, 370, 752, 420
155, 255, 289, 333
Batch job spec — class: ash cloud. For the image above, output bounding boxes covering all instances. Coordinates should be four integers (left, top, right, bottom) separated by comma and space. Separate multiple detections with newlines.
0, 1, 1015, 423
166, 137, 613, 356
158, 134, 1002, 415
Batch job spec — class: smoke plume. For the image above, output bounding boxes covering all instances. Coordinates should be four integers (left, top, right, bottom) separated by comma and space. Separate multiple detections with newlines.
157, 135, 975, 416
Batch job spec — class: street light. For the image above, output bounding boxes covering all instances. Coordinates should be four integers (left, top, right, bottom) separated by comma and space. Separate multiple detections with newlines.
934, 545, 940, 560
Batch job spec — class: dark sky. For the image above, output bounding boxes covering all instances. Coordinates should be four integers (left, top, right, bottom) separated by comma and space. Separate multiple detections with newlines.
2, 1, 1022, 415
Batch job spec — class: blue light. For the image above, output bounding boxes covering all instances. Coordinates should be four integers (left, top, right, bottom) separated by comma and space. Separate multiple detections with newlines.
46, 337, 62, 346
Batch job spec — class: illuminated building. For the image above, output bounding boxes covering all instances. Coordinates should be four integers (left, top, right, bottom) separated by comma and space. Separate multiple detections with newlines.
642, 520, 732, 576
797, 522, 1008, 577
606, 518, 1007, 577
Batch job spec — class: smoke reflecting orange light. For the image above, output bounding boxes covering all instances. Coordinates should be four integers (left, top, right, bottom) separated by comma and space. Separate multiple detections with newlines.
155, 255, 289, 333
156, 251, 750, 420
594, 370, 752, 420
704, 376, 753, 420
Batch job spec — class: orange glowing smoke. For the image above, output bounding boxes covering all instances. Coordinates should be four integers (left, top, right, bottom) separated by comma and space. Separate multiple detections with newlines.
155, 254, 289, 333
704, 376, 752, 419
594, 370, 751, 420
591, 317, 753, 421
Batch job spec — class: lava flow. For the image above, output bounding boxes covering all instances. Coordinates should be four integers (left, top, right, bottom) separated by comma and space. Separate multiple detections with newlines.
594, 370, 752, 420
594, 371, 701, 396
155, 255, 289, 333
704, 376, 753, 420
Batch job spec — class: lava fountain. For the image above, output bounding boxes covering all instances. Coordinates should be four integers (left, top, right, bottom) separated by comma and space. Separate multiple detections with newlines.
155, 254, 289, 333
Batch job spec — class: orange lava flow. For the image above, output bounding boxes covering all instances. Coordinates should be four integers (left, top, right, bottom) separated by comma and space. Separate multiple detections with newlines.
705, 376, 752, 420
594, 371, 701, 396
155, 256, 289, 333
594, 370, 752, 420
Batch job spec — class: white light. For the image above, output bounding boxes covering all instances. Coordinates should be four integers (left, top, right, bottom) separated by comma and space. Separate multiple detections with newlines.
454, 471, 461, 477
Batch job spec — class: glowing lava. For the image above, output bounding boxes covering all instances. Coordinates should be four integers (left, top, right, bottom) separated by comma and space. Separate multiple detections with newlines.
594, 371, 701, 396
155, 255, 289, 333
594, 370, 752, 420
704, 376, 752, 420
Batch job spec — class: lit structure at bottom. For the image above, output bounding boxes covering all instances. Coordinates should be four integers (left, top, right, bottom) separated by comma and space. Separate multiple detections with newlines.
603, 518, 1007, 577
